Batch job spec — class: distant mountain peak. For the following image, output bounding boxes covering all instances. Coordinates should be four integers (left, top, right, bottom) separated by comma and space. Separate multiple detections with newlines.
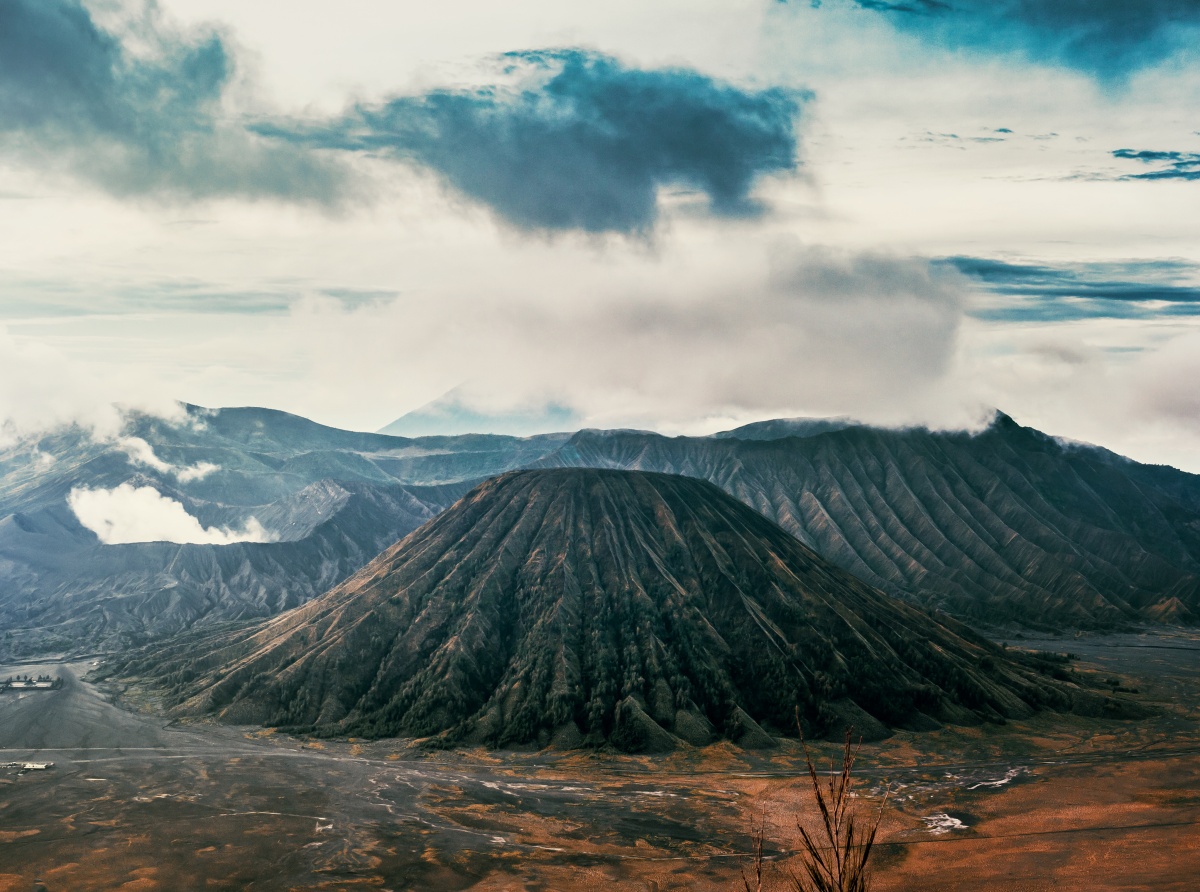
378, 390, 581, 438
712, 416, 858, 441
985, 409, 1021, 431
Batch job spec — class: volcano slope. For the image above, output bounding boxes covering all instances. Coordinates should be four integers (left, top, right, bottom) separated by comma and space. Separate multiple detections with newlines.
112, 469, 1110, 751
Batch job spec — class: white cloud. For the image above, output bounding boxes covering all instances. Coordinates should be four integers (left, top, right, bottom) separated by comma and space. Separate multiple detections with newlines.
0, 324, 124, 444
1132, 329, 1200, 431
30, 448, 56, 471
156, 0, 769, 111
952, 314, 1200, 473
0, 323, 185, 446
225, 238, 971, 435
0, 0, 1194, 480
5, 222, 1200, 471
116, 436, 218, 482
68, 484, 275, 546
4, 222, 977, 437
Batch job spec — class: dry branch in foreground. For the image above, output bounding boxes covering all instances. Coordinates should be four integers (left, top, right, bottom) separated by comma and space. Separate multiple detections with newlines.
742, 726, 887, 892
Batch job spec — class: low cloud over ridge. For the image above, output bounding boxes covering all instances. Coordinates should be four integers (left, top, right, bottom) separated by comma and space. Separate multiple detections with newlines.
273, 242, 968, 431
116, 436, 218, 482
68, 483, 274, 545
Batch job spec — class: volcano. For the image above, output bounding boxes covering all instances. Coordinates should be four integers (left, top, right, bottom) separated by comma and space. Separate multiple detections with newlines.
116, 469, 1097, 750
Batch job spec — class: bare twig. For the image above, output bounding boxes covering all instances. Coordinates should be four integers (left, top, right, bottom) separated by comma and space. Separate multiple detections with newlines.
741, 808, 767, 892
786, 724, 886, 892
738, 712, 887, 892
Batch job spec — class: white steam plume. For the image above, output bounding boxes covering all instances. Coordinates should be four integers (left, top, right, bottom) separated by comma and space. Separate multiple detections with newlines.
68, 484, 275, 546
116, 436, 218, 482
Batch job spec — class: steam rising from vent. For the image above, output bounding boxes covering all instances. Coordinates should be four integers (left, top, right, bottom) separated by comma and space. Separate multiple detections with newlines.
68, 484, 275, 546
116, 437, 218, 482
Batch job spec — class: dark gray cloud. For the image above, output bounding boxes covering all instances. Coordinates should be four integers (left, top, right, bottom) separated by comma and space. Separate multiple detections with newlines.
0, 0, 347, 202
258, 50, 805, 234
947, 256, 1200, 322
907, 129, 1010, 146
810, 0, 1200, 76
899, 128, 1062, 152
1, 5, 804, 227
1112, 148, 1200, 181
852, 1, 950, 12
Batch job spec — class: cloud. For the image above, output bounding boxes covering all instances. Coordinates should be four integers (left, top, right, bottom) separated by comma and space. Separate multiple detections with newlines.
954, 313, 1200, 473
262, 242, 967, 432
0, 231, 969, 442
115, 436, 217, 482
911, 130, 1009, 146
0, 0, 348, 203
827, 0, 1200, 76
1132, 330, 1200, 432
0, 323, 174, 443
852, 1, 951, 12
1112, 148, 1200, 181
31, 448, 56, 470
258, 49, 805, 234
0, 6, 804, 226
67, 483, 274, 545
946, 256, 1200, 322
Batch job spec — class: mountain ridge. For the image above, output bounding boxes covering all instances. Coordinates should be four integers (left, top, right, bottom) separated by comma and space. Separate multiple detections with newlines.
536, 414, 1200, 627
3, 406, 1199, 659
0, 406, 571, 656
107, 469, 1108, 751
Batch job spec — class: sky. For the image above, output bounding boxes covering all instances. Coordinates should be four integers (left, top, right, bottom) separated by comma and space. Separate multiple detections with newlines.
2, 0, 1200, 471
